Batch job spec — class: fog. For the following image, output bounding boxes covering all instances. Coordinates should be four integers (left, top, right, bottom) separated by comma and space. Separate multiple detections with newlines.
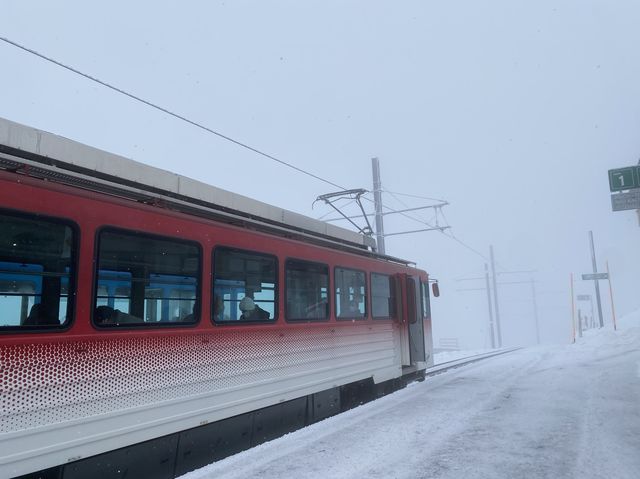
2, 1, 639, 348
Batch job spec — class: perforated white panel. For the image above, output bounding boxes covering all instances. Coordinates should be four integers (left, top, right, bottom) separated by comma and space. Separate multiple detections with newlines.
1, 323, 397, 434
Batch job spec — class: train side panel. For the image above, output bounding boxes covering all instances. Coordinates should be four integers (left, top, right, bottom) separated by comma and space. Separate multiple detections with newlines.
0, 172, 432, 478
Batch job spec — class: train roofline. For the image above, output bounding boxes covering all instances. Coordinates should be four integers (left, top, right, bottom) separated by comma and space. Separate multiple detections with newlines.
0, 116, 415, 266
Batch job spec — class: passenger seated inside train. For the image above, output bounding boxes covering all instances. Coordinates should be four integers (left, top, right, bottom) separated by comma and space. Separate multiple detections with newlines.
95, 305, 140, 324
22, 303, 60, 326
213, 295, 224, 321
181, 302, 198, 322
239, 296, 270, 320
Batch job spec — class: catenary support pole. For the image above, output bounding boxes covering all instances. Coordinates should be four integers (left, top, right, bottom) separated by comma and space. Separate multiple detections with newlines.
484, 263, 496, 348
588, 231, 605, 328
489, 245, 503, 347
371, 157, 385, 255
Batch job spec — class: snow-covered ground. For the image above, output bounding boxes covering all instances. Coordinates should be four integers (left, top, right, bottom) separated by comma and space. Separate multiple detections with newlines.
179, 312, 640, 479
434, 348, 494, 364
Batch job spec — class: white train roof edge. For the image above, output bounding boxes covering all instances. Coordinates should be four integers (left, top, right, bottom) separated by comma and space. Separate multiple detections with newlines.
0, 117, 411, 262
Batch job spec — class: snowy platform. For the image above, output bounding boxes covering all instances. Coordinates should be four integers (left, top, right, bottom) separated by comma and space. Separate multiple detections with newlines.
178, 311, 640, 479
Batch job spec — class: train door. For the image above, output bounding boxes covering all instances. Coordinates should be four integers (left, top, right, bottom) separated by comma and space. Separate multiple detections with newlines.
406, 275, 426, 363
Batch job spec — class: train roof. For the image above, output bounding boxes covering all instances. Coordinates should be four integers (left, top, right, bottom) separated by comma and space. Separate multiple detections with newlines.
0, 116, 414, 266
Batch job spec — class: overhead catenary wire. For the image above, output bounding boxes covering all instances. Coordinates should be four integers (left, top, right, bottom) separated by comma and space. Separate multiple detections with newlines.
1, 35, 436, 233
2, 35, 500, 267
381, 189, 447, 204
438, 206, 496, 265
336, 184, 495, 266
382, 187, 494, 265
383, 189, 438, 226
0, 35, 345, 191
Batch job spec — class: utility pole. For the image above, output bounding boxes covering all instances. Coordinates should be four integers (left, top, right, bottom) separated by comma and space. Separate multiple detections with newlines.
588, 231, 605, 328
458, 265, 539, 348
484, 263, 496, 348
371, 157, 385, 255
489, 245, 503, 347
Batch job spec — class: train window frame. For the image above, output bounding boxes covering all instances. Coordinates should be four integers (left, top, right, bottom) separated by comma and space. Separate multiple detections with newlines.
212, 246, 278, 325
0, 208, 79, 333
370, 272, 397, 320
284, 257, 330, 322
334, 266, 368, 320
92, 226, 202, 329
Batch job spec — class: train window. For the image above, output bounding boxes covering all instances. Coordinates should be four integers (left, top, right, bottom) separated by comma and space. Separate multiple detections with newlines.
0, 211, 76, 330
371, 273, 396, 319
285, 259, 329, 321
213, 247, 277, 323
94, 229, 200, 327
334, 267, 367, 319
421, 280, 431, 319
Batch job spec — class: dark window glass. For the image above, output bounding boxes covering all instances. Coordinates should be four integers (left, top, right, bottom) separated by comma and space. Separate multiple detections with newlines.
371, 273, 396, 319
0, 212, 76, 329
421, 280, 431, 319
286, 259, 329, 321
335, 267, 367, 319
94, 230, 200, 326
213, 247, 277, 323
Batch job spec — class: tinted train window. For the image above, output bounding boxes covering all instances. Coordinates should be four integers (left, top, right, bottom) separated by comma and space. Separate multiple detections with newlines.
0, 212, 76, 330
286, 259, 329, 321
421, 280, 431, 319
94, 229, 200, 327
371, 273, 396, 319
213, 247, 277, 323
335, 267, 367, 319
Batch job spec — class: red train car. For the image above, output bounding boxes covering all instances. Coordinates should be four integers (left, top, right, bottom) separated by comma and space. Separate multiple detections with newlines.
0, 117, 435, 479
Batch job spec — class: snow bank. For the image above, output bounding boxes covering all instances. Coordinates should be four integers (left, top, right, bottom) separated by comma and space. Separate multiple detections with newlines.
575, 308, 640, 350
616, 308, 640, 329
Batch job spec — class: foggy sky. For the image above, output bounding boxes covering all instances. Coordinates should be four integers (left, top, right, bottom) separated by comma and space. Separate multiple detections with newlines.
2, 0, 639, 348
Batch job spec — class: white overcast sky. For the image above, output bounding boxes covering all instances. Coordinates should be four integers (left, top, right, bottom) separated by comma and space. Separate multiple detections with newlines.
1, 1, 639, 347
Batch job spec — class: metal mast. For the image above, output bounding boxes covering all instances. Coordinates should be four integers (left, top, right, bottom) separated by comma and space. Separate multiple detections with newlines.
372, 157, 386, 254
484, 263, 496, 348
490, 245, 503, 347
588, 230, 605, 328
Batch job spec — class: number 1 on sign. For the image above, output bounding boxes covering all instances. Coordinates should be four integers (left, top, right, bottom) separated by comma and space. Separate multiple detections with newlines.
608, 166, 638, 192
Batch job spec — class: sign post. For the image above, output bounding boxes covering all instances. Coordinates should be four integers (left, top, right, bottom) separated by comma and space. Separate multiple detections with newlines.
585, 231, 605, 328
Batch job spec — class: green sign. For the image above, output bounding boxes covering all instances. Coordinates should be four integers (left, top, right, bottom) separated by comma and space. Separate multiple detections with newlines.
608, 166, 639, 192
